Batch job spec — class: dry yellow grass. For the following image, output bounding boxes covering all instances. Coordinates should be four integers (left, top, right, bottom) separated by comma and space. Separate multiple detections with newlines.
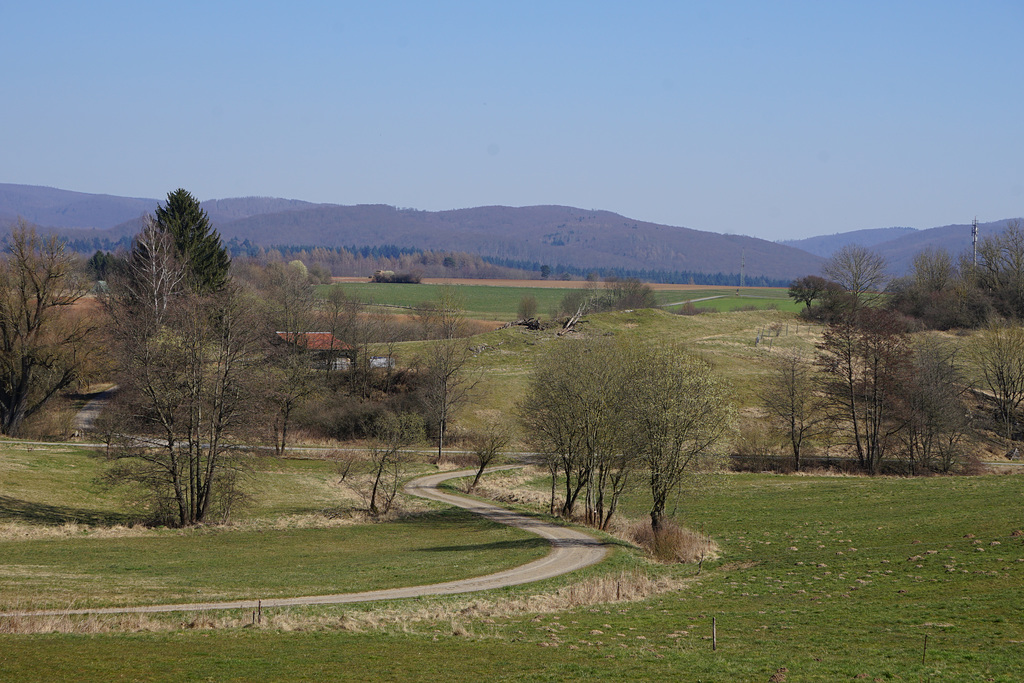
0, 522, 152, 542
0, 569, 695, 635
621, 519, 720, 564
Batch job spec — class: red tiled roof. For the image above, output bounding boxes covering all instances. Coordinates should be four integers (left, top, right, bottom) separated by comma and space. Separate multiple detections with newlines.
275, 332, 353, 351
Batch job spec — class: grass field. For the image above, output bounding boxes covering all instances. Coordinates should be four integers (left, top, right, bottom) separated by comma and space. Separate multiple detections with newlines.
3, 306, 1022, 681
0, 507, 548, 611
387, 307, 820, 436
2, 466, 1021, 681
317, 281, 800, 320
0, 444, 548, 611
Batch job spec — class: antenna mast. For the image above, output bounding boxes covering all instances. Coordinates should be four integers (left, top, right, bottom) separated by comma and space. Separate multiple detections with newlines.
972, 217, 979, 267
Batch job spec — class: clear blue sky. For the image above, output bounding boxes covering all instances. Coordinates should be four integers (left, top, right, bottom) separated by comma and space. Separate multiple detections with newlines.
2, 1, 1021, 240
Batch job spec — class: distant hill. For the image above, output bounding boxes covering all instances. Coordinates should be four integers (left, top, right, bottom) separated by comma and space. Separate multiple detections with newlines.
0, 184, 155, 230
216, 204, 822, 282
0, 185, 321, 236
872, 219, 1019, 276
785, 220, 1022, 277
0, 184, 822, 283
4, 183, 1020, 283
198, 196, 322, 224
780, 227, 918, 257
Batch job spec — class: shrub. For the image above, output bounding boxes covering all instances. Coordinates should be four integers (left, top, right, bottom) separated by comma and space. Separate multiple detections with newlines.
371, 270, 422, 284
674, 302, 715, 316
625, 518, 719, 564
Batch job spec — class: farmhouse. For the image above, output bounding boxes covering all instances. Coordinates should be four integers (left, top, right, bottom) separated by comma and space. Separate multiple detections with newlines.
275, 332, 355, 371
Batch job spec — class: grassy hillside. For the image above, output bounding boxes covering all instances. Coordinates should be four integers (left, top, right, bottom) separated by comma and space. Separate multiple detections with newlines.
392, 308, 817, 437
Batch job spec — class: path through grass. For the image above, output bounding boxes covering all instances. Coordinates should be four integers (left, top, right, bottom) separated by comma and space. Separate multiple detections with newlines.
4, 471, 1022, 681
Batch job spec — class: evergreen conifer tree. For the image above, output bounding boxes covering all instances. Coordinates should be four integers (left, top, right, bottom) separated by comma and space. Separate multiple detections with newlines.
154, 188, 230, 293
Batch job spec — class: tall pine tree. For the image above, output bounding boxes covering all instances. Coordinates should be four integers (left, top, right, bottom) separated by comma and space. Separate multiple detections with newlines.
154, 188, 230, 293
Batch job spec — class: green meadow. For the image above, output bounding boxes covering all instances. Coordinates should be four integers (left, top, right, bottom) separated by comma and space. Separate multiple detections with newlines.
2, 307, 1022, 681
317, 282, 799, 320
0, 444, 547, 611
2, 465, 1021, 681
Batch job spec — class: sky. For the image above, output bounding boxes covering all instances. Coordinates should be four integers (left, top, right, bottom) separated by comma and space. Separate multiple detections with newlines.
2, 1, 1022, 241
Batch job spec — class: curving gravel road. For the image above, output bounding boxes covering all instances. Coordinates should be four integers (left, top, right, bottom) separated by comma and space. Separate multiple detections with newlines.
1, 467, 608, 618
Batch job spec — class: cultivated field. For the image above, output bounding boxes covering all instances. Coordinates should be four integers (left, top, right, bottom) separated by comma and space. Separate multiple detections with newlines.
322, 278, 801, 320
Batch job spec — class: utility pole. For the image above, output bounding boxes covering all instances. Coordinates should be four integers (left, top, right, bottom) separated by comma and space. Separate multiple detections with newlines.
972, 217, 979, 267
740, 248, 745, 292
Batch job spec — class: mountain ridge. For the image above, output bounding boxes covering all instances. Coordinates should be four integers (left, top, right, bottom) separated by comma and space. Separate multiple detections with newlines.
1, 183, 1019, 282
0, 184, 822, 281
780, 227, 919, 257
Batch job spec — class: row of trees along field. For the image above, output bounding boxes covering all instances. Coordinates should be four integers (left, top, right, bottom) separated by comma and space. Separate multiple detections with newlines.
773, 226, 1024, 475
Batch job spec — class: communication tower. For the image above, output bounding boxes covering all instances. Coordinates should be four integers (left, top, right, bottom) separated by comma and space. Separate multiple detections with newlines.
972, 217, 979, 267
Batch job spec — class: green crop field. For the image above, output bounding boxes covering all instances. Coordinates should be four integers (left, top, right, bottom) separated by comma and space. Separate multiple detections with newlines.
318, 282, 576, 320
316, 282, 798, 320
657, 287, 803, 313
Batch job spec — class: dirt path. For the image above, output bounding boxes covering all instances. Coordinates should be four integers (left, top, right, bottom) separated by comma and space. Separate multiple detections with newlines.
72, 385, 117, 433
0, 467, 607, 617
662, 294, 729, 307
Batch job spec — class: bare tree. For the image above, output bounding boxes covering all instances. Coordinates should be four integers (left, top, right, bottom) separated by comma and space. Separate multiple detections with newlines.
359, 412, 422, 517
519, 338, 628, 524
911, 246, 956, 293
266, 261, 317, 340
822, 245, 888, 308
521, 339, 728, 532
263, 261, 319, 454
106, 286, 264, 526
321, 284, 362, 359
266, 348, 319, 455
0, 222, 98, 435
417, 286, 475, 462
416, 285, 468, 340
976, 219, 1024, 318
466, 422, 514, 492
517, 295, 538, 321
519, 340, 591, 517
969, 322, 1024, 440
624, 347, 732, 532
110, 217, 188, 323
901, 338, 970, 473
817, 309, 912, 473
420, 337, 476, 463
758, 351, 824, 470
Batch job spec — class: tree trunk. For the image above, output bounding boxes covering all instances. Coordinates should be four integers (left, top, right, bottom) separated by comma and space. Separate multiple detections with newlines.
470, 463, 486, 491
